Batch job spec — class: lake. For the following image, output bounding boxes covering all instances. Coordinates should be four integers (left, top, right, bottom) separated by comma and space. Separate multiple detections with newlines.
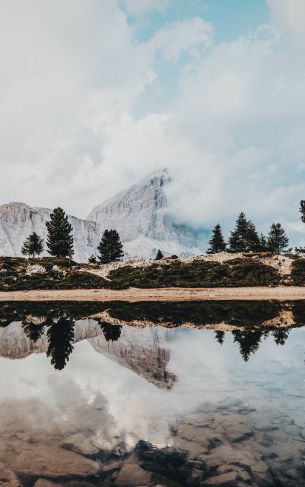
0, 301, 304, 486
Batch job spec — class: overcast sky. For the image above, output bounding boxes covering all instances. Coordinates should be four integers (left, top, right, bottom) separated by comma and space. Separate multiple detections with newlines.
1, 0, 305, 237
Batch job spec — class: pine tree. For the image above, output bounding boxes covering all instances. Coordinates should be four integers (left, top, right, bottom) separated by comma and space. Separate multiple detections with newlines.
207, 224, 226, 253
259, 233, 268, 252
299, 200, 305, 223
246, 221, 261, 252
21, 232, 44, 258
46, 207, 74, 258
229, 212, 260, 252
267, 223, 289, 254
97, 229, 124, 263
155, 249, 164, 260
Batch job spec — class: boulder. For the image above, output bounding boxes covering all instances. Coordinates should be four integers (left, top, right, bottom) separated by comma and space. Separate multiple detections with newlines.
114, 463, 152, 487
201, 471, 238, 486
0, 443, 100, 478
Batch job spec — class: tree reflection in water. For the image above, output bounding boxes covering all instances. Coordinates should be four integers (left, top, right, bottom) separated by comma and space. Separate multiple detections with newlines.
99, 321, 122, 342
22, 321, 47, 343
0, 300, 298, 368
46, 318, 75, 370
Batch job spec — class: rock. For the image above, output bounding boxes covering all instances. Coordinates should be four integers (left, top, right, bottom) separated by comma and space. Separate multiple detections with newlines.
201, 471, 238, 486
62, 434, 99, 456
0, 443, 100, 478
217, 465, 251, 482
0, 462, 18, 483
204, 445, 253, 469
34, 481, 64, 487
114, 463, 152, 487
254, 421, 278, 432
221, 418, 253, 443
102, 462, 122, 476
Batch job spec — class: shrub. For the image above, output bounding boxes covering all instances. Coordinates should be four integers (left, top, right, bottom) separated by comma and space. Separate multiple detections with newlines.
291, 258, 305, 285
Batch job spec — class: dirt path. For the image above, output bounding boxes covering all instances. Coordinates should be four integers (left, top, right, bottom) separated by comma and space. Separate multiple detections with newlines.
1, 286, 305, 302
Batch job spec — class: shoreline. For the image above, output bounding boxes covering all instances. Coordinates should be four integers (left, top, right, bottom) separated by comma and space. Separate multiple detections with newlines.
1, 286, 305, 302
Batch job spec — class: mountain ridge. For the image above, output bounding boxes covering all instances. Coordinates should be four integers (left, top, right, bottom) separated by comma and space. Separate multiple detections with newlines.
0, 170, 206, 260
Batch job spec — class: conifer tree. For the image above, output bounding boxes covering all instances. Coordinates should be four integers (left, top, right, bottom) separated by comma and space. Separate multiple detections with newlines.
207, 224, 226, 253
21, 232, 44, 258
46, 207, 74, 258
259, 233, 268, 252
229, 212, 260, 252
155, 249, 164, 260
267, 223, 289, 254
299, 200, 305, 223
97, 229, 124, 263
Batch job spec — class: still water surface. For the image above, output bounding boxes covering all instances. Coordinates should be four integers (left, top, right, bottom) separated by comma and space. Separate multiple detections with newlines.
0, 301, 304, 486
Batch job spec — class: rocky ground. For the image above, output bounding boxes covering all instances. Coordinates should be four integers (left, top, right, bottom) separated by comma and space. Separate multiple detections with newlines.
0, 399, 304, 487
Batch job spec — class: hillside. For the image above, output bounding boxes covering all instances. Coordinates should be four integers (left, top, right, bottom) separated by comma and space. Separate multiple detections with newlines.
0, 252, 303, 292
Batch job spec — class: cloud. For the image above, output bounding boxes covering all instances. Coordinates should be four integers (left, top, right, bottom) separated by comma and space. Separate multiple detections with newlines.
0, 0, 305, 244
121, 0, 170, 16
148, 17, 213, 63
267, 0, 305, 43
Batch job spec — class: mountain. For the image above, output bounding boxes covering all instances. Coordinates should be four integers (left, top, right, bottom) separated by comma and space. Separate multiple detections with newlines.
0, 319, 175, 389
0, 202, 100, 262
88, 169, 206, 258
0, 169, 206, 260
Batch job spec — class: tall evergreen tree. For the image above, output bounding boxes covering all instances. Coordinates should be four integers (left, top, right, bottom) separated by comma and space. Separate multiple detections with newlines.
207, 224, 226, 253
267, 223, 289, 254
259, 233, 268, 252
46, 207, 74, 258
21, 232, 44, 258
97, 229, 124, 263
229, 212, 260, 252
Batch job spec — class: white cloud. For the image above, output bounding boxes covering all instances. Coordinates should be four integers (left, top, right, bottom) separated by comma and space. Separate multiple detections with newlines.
268, 0, 305, 43
121, 0, 170, 16
1, 0, 305, 244
148, 17, 213, 63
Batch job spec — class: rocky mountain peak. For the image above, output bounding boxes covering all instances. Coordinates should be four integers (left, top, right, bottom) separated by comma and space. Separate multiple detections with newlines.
0, 169, 206, 260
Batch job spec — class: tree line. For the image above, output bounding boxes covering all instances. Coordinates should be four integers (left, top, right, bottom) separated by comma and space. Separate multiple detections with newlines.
21, 207, 124, 263
208, 200, 305, 254
20, 200, 305, 260
207, 212, 289, 254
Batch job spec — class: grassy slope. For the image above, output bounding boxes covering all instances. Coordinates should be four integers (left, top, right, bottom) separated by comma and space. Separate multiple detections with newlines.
0, 255, 288, 291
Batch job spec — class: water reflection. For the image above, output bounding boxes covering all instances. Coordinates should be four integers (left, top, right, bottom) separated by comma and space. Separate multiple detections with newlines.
0, 300, 301, 369
0, 301, 304, 486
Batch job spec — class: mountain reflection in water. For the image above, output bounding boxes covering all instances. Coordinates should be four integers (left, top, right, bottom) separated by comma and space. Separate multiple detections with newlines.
0, 300, 304, 486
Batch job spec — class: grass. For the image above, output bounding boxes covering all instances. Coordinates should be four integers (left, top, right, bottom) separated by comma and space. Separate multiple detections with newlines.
0, 255, 285, 291
108, 258, 281, 289
0, 257, 107, 291
291, 258, 305, 285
